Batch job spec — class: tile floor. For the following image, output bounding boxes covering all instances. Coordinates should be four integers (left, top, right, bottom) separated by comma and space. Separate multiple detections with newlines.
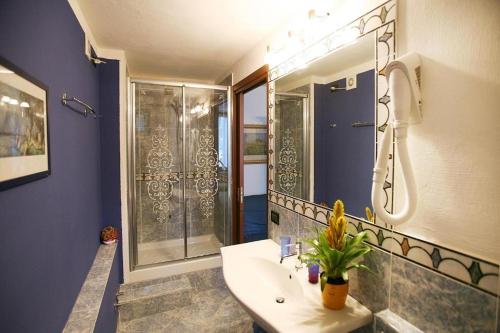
117, 267, 256, 333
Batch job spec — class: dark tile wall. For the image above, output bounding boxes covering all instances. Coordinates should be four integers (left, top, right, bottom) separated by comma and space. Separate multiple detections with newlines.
390, 256, 497, 333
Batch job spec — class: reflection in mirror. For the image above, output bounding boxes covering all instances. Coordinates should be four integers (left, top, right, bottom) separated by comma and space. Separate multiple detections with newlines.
273, 31, 376, 220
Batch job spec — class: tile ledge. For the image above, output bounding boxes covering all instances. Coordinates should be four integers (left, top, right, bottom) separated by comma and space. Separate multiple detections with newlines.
63, 243, 117, 333
375, 309, 423, 333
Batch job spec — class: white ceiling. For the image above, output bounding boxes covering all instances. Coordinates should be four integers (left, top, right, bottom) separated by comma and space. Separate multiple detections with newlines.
77, 0, 305, 82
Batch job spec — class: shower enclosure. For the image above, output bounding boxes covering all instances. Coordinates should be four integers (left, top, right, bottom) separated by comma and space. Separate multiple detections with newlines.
129, 80, 230, 270
274, 92, 309, 199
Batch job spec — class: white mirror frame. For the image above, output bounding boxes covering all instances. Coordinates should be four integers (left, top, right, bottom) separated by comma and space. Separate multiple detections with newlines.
268, 0, 396, 223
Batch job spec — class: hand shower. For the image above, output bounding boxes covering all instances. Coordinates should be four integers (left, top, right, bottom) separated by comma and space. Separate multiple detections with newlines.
371, 53, 422, 226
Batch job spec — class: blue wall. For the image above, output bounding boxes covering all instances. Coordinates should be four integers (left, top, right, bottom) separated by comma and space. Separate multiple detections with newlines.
99, 59, 123, 280
314, 70, 375, 217
0, 0, 120, 332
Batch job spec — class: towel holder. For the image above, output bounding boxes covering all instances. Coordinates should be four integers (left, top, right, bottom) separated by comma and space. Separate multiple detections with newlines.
61, 93, 98, 118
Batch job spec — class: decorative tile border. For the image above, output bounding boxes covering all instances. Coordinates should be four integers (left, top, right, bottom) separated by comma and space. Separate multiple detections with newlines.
268, 189, 499, 296
267, 0, 397, 217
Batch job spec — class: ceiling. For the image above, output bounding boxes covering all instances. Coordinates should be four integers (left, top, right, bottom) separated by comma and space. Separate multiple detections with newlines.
77, 0, 306, 82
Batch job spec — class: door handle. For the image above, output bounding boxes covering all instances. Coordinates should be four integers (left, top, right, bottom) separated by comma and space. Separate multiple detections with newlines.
239, 186, 244, 203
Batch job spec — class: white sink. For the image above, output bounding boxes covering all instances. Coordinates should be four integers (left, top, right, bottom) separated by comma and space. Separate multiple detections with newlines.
243, 257, 304, 301
221, 239, 372, 333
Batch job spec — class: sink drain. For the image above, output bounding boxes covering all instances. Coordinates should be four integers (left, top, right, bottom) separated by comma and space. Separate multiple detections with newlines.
275, 297, 285, 304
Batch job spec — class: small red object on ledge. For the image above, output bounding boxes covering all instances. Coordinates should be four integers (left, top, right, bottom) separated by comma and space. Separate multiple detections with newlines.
100, 226, 119, 245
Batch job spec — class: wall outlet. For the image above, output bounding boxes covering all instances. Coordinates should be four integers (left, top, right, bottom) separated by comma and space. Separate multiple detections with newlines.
271, 211, 280, 225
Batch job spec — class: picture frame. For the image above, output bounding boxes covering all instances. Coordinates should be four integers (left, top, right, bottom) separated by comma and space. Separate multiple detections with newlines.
0, 56, 50, 191
244, 125, 267, 164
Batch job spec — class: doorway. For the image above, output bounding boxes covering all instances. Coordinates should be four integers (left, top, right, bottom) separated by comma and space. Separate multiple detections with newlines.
232, 65, 268, 244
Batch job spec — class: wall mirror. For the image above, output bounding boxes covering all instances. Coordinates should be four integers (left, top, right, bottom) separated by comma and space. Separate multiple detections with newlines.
273, 32, 376, 219
268, 1, 396, 225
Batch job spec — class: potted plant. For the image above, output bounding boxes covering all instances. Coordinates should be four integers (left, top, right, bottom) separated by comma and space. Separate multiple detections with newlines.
300, 200, 371, 310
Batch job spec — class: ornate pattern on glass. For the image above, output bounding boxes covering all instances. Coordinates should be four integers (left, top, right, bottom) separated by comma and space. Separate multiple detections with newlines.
278, 129, 298, 194
194, 128, 219, 218
146, 126, 176, 223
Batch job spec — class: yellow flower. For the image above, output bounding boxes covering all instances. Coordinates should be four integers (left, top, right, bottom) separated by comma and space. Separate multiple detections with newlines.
332, 200, 344, 222
324, 227, 334, 247
333, 216, 347, 250
325, 200, 347, 250
365, 207, 374, 223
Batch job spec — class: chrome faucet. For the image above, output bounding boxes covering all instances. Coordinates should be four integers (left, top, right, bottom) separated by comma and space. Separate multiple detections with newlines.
280, 241, 304, 271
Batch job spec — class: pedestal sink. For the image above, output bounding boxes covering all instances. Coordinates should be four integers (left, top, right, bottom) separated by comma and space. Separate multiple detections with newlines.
221, 239, 372, 333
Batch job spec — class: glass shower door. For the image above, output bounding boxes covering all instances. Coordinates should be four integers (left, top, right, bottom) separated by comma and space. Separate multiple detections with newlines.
184, 86, 229, 258
133, 83, 185, 266
131, 81, 230, 269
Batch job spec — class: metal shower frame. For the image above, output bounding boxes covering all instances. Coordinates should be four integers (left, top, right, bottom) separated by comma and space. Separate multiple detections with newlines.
127, 79, 232, 272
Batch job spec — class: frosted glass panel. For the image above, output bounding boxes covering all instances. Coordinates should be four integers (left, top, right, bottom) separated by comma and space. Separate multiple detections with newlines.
184, 87, 228, 258
134, 83, 184, 265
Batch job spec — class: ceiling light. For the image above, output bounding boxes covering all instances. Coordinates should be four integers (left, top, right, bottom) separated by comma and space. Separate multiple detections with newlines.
1, 96, 10, 103
20, 101, 30, 108
9, 99, 19, 105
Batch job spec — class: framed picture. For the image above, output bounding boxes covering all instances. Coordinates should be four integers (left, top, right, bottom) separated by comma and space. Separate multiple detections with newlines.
0, 56, 50, 190
244, 125, 267, 164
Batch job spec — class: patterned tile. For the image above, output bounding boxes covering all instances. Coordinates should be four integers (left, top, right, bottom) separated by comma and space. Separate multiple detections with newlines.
267, 202, 298, 244
269, 189, 500, 297
390, 255, 497, 332
389, 230, 499, 296
298, 214, 325, 242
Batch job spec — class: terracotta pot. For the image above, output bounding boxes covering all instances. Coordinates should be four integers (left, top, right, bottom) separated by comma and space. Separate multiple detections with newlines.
322, 278, 349, 310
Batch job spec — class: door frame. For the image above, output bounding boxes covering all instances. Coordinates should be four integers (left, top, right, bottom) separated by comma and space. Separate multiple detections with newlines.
231, 65, 269, 244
